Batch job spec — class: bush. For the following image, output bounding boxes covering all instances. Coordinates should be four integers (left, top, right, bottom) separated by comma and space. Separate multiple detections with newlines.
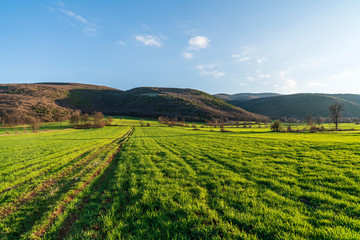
309, 125, 318, 133
271, 120, 282, 132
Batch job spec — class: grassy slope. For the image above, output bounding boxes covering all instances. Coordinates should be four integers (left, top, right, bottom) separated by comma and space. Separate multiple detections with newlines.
229, 93, 360, 119
215, 93, 281, 101
109, 87, 264, 121
2, 122, 359, 239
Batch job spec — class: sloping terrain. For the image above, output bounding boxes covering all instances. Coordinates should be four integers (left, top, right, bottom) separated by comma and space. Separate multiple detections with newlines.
227, 93, 360, 119
98, 87, 265, 121
215, 92, 281, 102
0, 83, 265, 122
0, 83, 121, 121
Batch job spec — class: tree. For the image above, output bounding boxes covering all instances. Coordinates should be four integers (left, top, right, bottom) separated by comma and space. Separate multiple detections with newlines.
315, 116, 324, 126
329, 103, 344, 130
80, 113, 90, 125
93, 112, 104, 127
270, 120, 282, 132
53, 111, 66, 126
107, 116, 114, 125
27, 116, 41, 133
305, 114, 313, 125
69, 111, 81, 127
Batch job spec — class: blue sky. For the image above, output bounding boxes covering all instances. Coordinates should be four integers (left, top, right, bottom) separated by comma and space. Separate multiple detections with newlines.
1, 1, 360, 94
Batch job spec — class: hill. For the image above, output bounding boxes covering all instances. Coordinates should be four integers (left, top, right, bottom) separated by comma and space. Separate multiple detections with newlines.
225, 93, 360, 119
0, 83, 265, 122
215, 92, 281, 102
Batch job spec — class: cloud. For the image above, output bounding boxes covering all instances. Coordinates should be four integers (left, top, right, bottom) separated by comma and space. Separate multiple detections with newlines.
188, 36, 210, 50
232, 47, 267, 64
56, 6, 100, 37
196, 64, 216, 70
183, 52, 193, 59
135, 34, 162, 47
200, 70, 225, 78
181, 35, 210, 59
232, 55, 251, 62
59, 9, 88, 24
116, 41, 125, 46
196, 64, 224, 78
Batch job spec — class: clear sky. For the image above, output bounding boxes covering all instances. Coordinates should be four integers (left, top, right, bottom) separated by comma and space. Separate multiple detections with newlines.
1, 1, 360, 94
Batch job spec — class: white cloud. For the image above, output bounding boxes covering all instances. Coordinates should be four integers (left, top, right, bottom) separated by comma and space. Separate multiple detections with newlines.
196, 64, 216, 70
232, 47, 266, 64
57, 6, 100, 37
183, 52, 193, 59
135, 35, 162, 47
188, 36, 210, 50
232, 55, 251, 62
196, 64, 224, 78
60, 9, 88, 24
200, 70, 225, 78
116, 41, 125, 46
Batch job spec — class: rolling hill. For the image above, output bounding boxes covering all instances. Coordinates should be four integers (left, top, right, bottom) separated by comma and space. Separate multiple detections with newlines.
214, 92, 281, 102
219, 93, 360, 119
0, 83, 266, 122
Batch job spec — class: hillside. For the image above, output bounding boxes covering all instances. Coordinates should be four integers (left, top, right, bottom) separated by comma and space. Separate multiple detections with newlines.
215, 92, 281, 102
226, 93, 360, 119
0, 83, 265, 122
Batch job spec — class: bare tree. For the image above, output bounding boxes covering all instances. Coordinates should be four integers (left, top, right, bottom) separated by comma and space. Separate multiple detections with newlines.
315, 116, 324, 126
305, 114, 313, 125
53, 111, 65, 126
93, 112, 104, 127
70, 111, 81, 127
26, 116, 41, 133
329, 103, 344, 130
80, 113, 90, 125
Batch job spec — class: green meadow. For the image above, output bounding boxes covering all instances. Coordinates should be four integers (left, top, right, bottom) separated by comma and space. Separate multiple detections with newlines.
1, 118, 360, 239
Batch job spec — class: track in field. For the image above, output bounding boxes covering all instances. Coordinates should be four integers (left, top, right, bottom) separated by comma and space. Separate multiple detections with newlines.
0, 127, 134, 240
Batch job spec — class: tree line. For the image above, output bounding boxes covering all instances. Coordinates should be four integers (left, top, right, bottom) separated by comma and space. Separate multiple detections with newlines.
0, 109, 112, 132
271, 103, 345, 132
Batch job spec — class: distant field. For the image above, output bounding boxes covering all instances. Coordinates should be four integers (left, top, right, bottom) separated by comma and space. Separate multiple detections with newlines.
1, 119, 360, 239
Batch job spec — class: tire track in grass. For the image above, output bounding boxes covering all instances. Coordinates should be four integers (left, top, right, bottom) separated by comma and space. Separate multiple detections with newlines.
31, 127, 134, 239
0, 130, 130, 220
0, 150, 93, 197
0, 137, 115, 194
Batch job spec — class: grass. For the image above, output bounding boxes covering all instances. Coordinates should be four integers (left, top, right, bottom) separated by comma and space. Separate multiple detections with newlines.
2, 119, 360, 239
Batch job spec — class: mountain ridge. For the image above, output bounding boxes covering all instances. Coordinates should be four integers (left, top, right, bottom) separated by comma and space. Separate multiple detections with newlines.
216, 92, 360, 119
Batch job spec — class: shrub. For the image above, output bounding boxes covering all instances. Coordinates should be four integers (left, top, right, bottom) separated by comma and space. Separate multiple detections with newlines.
271, 120, 282, 132
309, 125, 318, 133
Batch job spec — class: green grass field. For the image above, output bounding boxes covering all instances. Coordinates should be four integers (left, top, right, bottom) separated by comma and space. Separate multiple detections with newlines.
1, 118, 360, 239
